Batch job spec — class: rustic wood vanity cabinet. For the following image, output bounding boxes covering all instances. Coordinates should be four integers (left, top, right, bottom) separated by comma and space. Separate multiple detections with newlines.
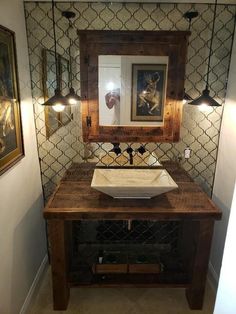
79, 30, 190, 142
44, 162, 221, 311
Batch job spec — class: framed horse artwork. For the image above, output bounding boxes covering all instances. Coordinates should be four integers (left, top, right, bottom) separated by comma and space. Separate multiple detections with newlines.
131, 64, 167, 122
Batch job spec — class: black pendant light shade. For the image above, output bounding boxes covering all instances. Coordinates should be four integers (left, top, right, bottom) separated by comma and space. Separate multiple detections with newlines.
189, 0, 221, 108
43, 88, 68, 111
182, 89, 193, 104
66, 87, 81, 105
189, 87, 221, 107
42, 0, 68, 110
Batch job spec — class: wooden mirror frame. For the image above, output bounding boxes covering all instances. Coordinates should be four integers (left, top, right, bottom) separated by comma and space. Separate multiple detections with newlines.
79, 30, 190, 142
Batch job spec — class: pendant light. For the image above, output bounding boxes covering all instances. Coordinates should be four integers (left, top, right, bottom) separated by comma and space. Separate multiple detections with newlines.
42, 0, 68, 112
189, 0, 221, 107
182, 11, 198, 104
182, 88, 193, 104
62, 11, 81, 105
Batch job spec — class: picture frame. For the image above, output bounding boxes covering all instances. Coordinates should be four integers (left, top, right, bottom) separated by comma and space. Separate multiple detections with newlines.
42, 49, 72, 138
0, 25, 24, 175
42, 49, 60, 138
59, 56, 72, 125
131, 64, 167, 122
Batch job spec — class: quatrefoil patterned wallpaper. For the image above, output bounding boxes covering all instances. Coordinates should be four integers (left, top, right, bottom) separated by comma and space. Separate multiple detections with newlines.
24, 1, 236, 200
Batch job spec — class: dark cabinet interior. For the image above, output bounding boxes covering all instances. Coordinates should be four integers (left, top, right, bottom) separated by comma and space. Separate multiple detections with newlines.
69, 220, 188, 286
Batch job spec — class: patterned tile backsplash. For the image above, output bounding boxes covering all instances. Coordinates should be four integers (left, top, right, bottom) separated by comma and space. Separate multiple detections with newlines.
24, 1, 236, 200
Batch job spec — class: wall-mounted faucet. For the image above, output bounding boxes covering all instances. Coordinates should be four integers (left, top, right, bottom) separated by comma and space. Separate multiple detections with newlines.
126, 147, 134, 165
137, 145, 146, 155
110, 143, 121, 156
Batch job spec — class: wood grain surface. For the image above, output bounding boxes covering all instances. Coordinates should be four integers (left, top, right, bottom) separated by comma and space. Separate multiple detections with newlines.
44, 162, 221, 221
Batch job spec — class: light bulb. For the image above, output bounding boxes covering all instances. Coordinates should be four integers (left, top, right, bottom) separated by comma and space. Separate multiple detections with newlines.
106, 81, 115, 91
198, 103, 211, 113
52, 103, 65, 112
68, 97, 78, 105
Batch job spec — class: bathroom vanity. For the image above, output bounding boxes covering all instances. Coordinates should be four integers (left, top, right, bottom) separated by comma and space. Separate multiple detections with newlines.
44, 161, 221, 311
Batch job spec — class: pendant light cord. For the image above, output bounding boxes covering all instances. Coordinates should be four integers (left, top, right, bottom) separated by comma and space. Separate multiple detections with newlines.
206, 0, 218, 89
52, 0, 59, 88
67, 20, 73, 89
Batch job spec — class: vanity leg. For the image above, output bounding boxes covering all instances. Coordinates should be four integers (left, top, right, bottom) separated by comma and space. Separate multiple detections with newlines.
185, 220, 214, 310
48, 219, 70, 310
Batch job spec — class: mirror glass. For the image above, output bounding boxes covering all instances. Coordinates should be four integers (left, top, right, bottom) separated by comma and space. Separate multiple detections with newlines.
98, 55, 168, 127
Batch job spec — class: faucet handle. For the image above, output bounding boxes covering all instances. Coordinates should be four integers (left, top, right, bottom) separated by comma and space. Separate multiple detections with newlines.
110, 143, 121, 156
137, 145, 146, 155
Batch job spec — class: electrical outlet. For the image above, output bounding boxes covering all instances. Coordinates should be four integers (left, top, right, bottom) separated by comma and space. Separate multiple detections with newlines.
184, 147, 191, 159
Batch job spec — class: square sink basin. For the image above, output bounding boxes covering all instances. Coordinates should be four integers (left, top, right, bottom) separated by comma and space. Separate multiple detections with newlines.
91, 168, 178, 199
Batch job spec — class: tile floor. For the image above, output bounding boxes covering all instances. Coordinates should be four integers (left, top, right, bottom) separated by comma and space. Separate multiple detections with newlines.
28, 267, 216, 314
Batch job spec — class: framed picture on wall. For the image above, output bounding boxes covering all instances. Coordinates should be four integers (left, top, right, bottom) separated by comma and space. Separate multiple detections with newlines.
131, 64, 167, 122
42, 49, 60, 138
42, 49, 72, 139
0, 25, 24, 176
59, 55, 72, 125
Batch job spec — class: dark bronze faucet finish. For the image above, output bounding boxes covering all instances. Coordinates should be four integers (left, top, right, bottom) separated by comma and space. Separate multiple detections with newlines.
110, 143, 121, 156
126, 147, 134, 165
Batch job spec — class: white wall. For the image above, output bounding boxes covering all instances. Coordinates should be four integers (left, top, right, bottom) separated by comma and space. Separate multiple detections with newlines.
214, 181, 236, 314
210, 29, 236, 285
0, 1, 47, 313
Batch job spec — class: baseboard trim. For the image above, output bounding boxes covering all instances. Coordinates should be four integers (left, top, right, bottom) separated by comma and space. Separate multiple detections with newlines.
20, 255, 48, 314
208, 262, 219, 293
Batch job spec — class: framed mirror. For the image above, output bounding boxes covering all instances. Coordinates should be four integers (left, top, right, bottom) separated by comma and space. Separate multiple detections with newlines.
79, 30, 190, 142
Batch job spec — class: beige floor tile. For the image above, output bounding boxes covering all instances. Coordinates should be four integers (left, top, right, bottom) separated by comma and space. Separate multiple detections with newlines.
28, 267, 215, 314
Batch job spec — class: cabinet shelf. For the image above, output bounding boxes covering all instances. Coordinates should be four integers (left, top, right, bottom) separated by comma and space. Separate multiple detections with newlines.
69, 271, 189, 287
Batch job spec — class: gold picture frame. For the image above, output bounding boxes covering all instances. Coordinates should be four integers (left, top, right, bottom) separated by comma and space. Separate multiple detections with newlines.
0, 25, 24, 175
42, 49, 72, 138
131, 64, 167, 122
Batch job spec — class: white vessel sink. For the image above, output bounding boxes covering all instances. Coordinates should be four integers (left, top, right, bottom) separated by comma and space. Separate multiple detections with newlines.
91, 168, 178, 199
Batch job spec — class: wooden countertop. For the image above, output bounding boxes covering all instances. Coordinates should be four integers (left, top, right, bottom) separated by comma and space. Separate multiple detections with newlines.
44, 162, 222, 221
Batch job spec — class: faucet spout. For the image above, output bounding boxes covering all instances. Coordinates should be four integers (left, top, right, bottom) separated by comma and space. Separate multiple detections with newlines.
129, 153, 133, 165
126, 147, 134, 165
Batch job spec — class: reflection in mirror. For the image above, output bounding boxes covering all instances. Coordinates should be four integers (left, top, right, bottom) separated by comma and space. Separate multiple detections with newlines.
98, 55, 168, 127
